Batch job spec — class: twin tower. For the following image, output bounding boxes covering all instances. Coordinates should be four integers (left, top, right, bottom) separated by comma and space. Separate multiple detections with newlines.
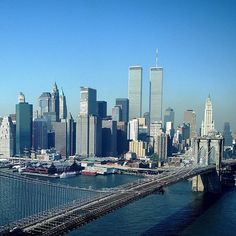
128, 65, 163, 124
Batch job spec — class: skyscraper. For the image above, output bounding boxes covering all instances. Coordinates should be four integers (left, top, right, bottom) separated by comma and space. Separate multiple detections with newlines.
88, 115, 102, 157
128, 118, 139, 141
112, 106, 121, 122
80, 87, 97, 116
102, 120, 117, 157
117, 121, 128, 155
223, 122, 233, 146
38, 92, 51, 117
52, 121, 67, 158
128, 66, 142, 120
51, 83, 60, 121
77, 115, 89, 156
77, 87, 101, 157
16, 93, 33, 156
67, 113, 76, 156
0, 116, 15, 157
184, 109, 197, 139
96, 101, 107, 119
59, 88, 67, 120
201, 95, 215, 136
149, 67, 163, 123
115, 98, 129, 123
33, 118, 48, 150
164, 107, 174, 129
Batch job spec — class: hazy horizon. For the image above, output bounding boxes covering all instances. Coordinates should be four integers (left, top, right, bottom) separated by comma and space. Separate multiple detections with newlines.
0, 0, 235, 131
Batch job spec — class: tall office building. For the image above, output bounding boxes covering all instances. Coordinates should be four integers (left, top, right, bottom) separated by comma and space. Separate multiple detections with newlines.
155, 132, 168, 161
96, 101, 107, 119
102, 120, 117, 157
116, 98, 129, 123
51, 83, 60, 121
67, 114, 76, 156
112, 106, 121, 122
38, 92, 51, 117
16, 93, 33, 156
128, 118, 139, 141
59, 88, 67, 120
0, 116, 15, 157
164, 107, 174, 129
77, 87, 101, 157
184, 109, 197, 139
117, 121, 128, 155
223, 122, 233, 146
128, 66, 142, 120
77, 115, 89, 157
52, 121, 67, 158
33, 118, 48, 150
149, 67, 163, 123
201, 95, 215, 136
88, 116, 102, 157
80, 87, 97, 116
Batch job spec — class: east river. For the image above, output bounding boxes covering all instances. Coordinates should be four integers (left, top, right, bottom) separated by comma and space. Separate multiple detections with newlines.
1, 172, 236, 235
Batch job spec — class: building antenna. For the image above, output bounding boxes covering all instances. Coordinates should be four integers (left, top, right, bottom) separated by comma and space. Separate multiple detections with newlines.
156, 48, 158, 67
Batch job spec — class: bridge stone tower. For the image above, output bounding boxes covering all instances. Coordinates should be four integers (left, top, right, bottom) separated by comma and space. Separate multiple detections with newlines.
192, 132, 223, 193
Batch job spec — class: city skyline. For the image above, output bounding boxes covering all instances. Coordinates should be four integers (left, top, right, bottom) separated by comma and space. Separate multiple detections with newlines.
0, 1, 236, 131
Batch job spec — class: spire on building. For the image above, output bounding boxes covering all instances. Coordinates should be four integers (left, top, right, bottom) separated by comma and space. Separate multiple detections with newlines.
156, 48, 158, 67
60, 87, 64, 96
18, 92, 25, 103
59, 87, 67, 120
201, 95, 215, 136
53, 82, 58, 93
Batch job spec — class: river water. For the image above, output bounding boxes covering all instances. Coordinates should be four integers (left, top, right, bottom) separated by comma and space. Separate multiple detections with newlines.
1, 173, 236, 235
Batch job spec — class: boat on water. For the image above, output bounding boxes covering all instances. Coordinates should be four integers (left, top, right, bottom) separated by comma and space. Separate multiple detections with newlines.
59, 171, 77, 178
81, 170, 97, 176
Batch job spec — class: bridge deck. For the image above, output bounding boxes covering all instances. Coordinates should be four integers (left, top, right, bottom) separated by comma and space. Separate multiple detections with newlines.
1, 160, 236, 236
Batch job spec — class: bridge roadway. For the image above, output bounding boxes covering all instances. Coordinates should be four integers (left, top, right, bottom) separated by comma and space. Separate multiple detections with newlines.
8, 164, 216, 236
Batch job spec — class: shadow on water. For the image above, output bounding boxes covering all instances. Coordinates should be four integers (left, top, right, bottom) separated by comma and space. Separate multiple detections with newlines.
141, 191, 224, 236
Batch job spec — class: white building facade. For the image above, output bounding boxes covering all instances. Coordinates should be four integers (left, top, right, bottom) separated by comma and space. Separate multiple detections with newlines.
0, 116, 15, 158
201, 95, 215, 136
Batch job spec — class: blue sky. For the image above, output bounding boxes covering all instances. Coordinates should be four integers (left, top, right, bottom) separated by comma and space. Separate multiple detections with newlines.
0, 0, 236, 131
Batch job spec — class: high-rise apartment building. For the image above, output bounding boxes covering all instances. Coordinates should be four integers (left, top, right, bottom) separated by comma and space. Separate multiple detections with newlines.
128, 66, 142, 120
16, 93, 33, 156
149, 67, 163, 123
115, 98, 129, 123
184, 109, 197, 139
201, 95, 215, 136
0, 116, 15, 157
